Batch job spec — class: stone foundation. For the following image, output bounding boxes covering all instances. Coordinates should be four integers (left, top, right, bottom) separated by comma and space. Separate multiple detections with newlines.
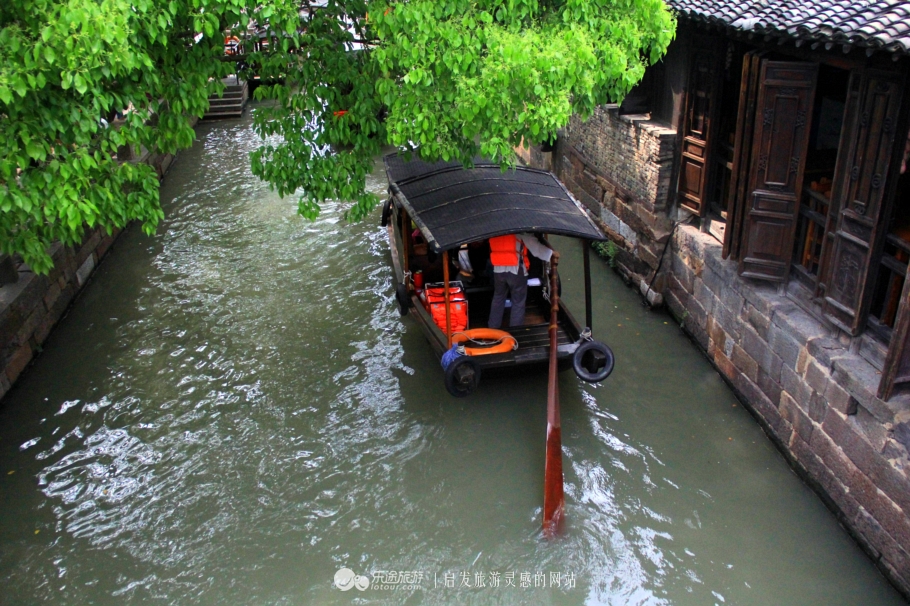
540, 108, 910, 597
668, 227, 910, 596
555, 107, 677, 291
0, 229, 121, 401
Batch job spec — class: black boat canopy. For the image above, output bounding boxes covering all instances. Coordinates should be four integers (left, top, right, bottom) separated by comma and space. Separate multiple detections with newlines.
384, 153, 606, 253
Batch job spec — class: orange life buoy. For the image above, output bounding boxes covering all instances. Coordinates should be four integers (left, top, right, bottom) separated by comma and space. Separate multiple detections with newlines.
451, 329, 518, 356
224, 36, 241, 55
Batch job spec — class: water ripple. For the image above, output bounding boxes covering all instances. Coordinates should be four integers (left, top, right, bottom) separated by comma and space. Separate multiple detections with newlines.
0, 112, 903, 606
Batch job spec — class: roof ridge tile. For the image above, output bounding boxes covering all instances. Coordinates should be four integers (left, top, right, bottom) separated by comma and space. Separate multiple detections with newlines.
669, 0, 910, 55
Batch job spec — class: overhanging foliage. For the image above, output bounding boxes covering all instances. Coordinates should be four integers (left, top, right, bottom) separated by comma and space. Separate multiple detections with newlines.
0, 0, 674, 273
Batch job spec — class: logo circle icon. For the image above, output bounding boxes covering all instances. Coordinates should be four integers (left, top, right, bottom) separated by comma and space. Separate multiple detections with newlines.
354, 575, 370, 591
334, 568, 356, 591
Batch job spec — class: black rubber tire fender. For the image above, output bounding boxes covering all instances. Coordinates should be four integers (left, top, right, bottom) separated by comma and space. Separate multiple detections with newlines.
573, 340, 615, 383
444, 356, 482, 397
395, 283, 411, 316
380, 198, 392, 227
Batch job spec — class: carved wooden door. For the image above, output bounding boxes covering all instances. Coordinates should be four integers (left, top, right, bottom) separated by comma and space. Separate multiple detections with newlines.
677, 44, 721, 216
738, 61, 818, 281
823, 70, 905, 335
723, 51, 765, 260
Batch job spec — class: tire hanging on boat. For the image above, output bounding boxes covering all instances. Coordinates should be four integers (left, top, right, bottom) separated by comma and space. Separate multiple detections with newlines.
444, 356, 481, 397
572, 340, 614, 382
395, 283, 411, 316
380, 198, 392, 227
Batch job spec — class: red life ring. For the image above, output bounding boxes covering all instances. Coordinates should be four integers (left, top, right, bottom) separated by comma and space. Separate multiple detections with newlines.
224, 36, 241, 55
451, 329, 518, 356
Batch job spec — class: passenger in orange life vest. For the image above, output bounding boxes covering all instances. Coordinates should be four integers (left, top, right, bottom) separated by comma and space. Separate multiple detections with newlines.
487, 234, 559, 328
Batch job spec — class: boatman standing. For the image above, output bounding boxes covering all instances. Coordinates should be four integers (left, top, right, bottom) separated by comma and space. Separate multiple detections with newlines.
487, 234, 559, 328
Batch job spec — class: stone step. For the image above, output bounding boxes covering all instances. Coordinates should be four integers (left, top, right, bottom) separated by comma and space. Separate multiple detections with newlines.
201, 109, 245, 119
203, 81, 248, 120
208, 98, 244, 107
202, 114, 244, 120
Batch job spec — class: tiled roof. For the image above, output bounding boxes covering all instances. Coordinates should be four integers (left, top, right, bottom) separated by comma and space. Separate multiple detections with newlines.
669, 0, 910, 56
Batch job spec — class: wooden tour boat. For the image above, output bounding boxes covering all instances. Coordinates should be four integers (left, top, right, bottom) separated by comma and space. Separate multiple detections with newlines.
382, 153, 615, 396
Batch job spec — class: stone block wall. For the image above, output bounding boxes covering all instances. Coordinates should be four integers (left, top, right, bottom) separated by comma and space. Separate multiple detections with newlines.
667, 227, 910, 596
544, 108, 910, 597
0, 228, 120, 401
516, 139, 553, 173
554, 107, 677, 292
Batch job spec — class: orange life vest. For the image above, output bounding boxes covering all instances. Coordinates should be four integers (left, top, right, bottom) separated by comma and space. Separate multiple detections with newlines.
489, 235, 530, 271
424, 284, 468, 333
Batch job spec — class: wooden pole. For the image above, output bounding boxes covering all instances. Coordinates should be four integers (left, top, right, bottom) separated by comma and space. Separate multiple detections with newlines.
443, 250, 452, 348
543, 255, 565, 537
583, 239, 592, 330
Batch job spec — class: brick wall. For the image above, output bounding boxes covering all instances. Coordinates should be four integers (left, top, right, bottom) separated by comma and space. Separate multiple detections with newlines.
554, 107, 677, 298
563, 105, 676, 210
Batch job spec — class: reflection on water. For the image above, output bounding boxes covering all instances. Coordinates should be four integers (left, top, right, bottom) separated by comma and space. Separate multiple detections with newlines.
0, 111, 904, 605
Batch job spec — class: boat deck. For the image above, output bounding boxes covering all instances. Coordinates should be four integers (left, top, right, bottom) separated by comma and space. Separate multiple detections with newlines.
510, 323, 573, 349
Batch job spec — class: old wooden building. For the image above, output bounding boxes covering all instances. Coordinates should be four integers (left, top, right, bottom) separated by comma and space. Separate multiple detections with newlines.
522, 0, 910, 597
673, 2, 910, 398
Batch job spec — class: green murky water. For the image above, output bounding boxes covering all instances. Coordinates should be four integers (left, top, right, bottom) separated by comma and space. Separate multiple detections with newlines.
0, 111, 904, 605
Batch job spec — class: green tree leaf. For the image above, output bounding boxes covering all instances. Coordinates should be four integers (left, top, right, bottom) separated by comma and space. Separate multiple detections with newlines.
73, 73, 87, 94
0, 0, 675, 273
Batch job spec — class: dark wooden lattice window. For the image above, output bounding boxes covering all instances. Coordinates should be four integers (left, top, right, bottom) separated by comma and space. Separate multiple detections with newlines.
822, 70, 905, 335
791, 65, 851, 290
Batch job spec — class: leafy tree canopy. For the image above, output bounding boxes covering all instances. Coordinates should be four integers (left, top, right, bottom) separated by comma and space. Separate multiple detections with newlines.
1, 0, 675, 273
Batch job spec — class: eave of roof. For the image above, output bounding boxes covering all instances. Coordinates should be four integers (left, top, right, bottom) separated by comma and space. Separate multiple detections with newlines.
670, 0, 910, 57
384, 155, 606, 252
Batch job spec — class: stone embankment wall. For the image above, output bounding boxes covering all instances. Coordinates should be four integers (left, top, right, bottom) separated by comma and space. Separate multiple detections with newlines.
669, 228, 910, 596
543, 107, 910, 597
0, 149, 177, 403
557, 106, 677, 299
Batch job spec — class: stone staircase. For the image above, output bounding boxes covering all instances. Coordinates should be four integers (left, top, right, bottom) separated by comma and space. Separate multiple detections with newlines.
202, 78, 249, 120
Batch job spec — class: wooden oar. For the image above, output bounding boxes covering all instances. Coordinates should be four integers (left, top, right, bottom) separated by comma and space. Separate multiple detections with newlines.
543, 253, 565, 537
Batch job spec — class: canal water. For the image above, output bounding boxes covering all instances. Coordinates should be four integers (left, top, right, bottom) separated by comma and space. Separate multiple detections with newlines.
0, 112, 905, 605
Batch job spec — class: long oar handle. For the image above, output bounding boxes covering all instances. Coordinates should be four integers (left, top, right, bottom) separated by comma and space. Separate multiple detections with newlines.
543, 255, 565, 537
547, 258, 560, 413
